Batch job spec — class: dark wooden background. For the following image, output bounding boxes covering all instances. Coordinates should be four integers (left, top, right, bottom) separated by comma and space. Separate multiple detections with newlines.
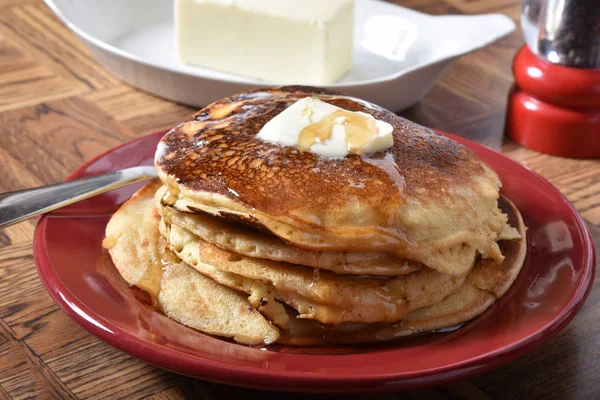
1, 0, 599, 398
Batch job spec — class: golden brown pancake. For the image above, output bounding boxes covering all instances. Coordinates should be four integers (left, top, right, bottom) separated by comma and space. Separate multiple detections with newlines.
103, 180, 165, 304
159, 261, 280, 345
278, 195, 527, 345
163, 221, 469, 324
155, 185, 421, 276
104, 182, 280, 345
159, 195, 525, 344
104, 183, 526, 346
106, 86, 528, 346
155, 86, 509, 275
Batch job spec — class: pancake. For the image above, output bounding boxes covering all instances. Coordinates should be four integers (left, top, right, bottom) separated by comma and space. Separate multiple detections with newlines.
104, 182, 280, 345
159, 261, 280, 345
103, 180, 165, 304
104, 182, 526, 346
155, 86, 509, 275
157, 196, 525, 345
279, 195, 528, 345
155, 185, 420, 276
162, 221, 470, 325
105, 86, 528, 346
360, 196, 526, 338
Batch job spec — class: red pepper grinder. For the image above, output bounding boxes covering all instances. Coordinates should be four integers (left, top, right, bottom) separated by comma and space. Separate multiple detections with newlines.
506, 0, 600, 158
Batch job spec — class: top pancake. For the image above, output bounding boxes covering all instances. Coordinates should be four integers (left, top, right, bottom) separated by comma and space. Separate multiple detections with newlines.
155, 86, 508, 274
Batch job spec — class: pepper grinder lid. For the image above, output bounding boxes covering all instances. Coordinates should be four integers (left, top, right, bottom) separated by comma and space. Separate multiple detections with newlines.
521, 0, 600, 68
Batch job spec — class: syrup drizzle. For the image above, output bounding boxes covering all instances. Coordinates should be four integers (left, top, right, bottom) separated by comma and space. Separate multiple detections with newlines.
309, 252, 322, 288
298, 110, 380, 155
361, 153, 412, 244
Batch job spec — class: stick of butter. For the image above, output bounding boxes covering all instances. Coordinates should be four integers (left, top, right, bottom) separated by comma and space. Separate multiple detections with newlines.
175, 0, 354, 85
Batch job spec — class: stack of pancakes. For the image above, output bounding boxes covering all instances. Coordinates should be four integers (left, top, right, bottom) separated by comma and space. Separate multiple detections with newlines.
104, 86, 527, 346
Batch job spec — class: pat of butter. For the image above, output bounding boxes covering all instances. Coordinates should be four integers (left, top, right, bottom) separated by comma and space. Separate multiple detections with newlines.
257, 97, 394, 158
175, 0, 354, 85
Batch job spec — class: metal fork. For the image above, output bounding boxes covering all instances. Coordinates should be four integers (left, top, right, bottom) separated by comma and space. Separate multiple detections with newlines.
0, 166, 157, 229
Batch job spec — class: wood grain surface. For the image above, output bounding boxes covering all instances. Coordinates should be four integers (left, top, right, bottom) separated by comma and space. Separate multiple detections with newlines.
0, 0, 598, 399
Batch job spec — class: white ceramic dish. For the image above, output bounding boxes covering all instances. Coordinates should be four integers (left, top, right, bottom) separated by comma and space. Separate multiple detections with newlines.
45, 0, 515, 111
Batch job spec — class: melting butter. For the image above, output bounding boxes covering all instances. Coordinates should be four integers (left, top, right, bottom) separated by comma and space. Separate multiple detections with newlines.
256, 97, 394, 158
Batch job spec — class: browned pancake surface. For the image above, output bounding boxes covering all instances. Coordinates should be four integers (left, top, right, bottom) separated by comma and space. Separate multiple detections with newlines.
156, 86, 485, 230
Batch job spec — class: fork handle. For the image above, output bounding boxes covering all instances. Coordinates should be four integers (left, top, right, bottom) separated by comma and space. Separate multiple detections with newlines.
0, 166, 157, 229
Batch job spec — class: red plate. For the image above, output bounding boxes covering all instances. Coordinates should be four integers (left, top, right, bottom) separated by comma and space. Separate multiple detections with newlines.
34, 130, 595, 393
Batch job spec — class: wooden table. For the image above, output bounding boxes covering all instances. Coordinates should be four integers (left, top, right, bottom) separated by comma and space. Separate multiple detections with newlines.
0, 0, 598, 399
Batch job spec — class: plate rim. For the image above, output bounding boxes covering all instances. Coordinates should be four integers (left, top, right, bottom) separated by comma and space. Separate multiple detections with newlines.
33, 130, 596, 393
